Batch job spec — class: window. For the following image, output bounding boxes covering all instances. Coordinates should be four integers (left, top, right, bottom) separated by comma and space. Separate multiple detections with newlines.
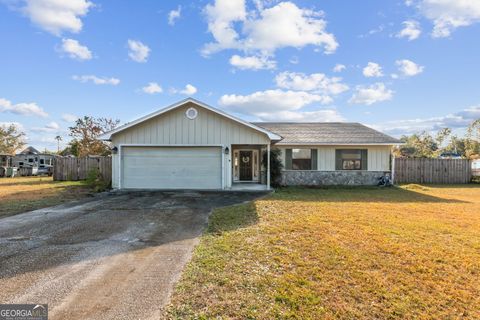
292, 149, 312, 170
336, 149, 367, 170
40, 159, 45, 165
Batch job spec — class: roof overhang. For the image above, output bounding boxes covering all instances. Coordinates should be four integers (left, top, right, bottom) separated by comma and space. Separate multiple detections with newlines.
99, 98, 282, 141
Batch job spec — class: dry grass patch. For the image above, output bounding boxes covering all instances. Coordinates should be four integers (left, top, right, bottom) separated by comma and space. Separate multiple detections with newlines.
0, 176, 90, 218
167, 185, 480, 319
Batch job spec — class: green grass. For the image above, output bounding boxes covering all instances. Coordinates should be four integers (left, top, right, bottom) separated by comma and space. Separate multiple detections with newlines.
0, 176, 90, 218
166, 185, 480, 319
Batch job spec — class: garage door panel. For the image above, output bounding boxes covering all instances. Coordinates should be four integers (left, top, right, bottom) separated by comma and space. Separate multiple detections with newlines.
122, 147, 222, 189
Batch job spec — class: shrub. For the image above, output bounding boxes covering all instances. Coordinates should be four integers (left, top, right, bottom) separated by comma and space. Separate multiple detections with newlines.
86, 168, 110, 192
262, 148, 284, 188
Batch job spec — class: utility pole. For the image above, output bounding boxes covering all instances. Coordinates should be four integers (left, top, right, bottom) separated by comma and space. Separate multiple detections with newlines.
55, 135, 62, 154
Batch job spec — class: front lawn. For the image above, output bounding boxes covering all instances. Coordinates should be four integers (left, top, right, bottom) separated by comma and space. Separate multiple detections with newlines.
0, 176, 90, 218
167, 185, 480, 319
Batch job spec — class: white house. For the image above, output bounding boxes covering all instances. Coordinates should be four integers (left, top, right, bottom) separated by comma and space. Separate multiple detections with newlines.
100, 98, 401, 190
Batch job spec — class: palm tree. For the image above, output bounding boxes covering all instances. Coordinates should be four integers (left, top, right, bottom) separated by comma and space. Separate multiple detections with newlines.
55, 135, 62, 153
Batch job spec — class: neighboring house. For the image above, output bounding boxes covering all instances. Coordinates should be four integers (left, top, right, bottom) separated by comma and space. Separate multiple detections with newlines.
100, 98, 401, 190
13, 146, 55, 170
0, 154, 13, 167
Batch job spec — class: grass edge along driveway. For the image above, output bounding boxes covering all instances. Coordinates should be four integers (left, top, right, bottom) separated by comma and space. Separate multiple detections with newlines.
0, 176, 90, 218
166, 185, 480, 319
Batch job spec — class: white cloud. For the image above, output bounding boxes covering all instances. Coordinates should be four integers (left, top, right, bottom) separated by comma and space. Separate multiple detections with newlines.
127, 39, 150, 63
362, 62, 383, 78
45, 121, 60, 130
396, 59, 424, 77
61, 113, 78, 122
333, 64, 346, 72
349, 83, 393, 105
396, 20, 422, 40
0, 97, 48, 118
173, 84, 198, 95
17, 0, 93, 36
219, 89, 332, 120
275, 72, 349, 96
168, 6, 181, 26
374, 105, 480, 135
202, 0, 338, 56
409, 0, 480, 38
32, 121, 61, 133
60, 38, 92, 60
289, 56, 299, 64
142, 82, 163, 94
229, 54, 276, 70
72, 75, 120, 85
359, 24, 386, 38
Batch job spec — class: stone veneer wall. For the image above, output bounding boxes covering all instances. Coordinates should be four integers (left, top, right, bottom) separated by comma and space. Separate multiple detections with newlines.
281, 170, 388, 186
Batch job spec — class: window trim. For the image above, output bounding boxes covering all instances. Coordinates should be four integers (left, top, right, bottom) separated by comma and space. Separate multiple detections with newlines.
291, 148, 312, 171
336, 149, 368, 171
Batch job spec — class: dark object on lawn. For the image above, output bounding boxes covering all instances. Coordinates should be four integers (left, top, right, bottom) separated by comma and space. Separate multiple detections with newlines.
378, 174, 392, 187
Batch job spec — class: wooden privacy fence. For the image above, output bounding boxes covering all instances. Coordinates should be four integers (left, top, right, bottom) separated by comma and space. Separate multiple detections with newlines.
54, 156, 112, 184
394, 158, 472, 184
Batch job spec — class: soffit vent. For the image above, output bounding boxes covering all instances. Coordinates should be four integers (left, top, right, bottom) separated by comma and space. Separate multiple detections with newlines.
185, 107, 198, 120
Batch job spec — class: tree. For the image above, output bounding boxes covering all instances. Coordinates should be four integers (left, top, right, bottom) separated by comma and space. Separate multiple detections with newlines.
394, 119, 480, 159
0, 124, 25, 155
60, 140, 80, 157
445, 135, 467, 156
68, 116, 120, 156
465, 120, 480, 158
396, 132, 439, 158
55, 135, 62, 153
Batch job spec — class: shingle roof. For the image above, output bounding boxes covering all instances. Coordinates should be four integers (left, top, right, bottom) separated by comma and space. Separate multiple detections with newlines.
19, 146, 41, 154
251, 122, 401, 145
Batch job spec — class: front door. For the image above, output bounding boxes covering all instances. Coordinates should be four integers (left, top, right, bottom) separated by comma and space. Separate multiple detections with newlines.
239, 151, 253, 181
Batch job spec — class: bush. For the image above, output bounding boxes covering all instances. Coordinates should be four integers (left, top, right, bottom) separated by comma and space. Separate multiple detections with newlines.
262, 148, 284, 188
86, 168, 110, 192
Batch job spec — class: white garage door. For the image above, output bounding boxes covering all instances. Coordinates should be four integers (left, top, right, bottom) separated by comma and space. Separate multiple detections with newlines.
121, 147, 222, 189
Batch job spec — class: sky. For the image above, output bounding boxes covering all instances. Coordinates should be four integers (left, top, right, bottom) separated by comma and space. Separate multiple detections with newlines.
1, 0, 480, 151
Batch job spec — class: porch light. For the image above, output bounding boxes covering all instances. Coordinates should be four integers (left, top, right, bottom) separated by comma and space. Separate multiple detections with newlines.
224, 147, 230, 155
111, 146, 118, 154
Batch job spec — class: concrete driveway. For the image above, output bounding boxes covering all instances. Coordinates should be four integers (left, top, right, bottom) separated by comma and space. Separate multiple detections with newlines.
0, 191, 266, 320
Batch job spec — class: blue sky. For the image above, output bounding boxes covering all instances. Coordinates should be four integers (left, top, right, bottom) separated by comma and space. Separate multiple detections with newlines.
1, 0, 480, 151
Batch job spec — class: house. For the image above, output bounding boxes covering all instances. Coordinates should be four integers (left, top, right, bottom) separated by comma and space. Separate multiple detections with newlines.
100, 98, 401, 190
13, 146, 55, 171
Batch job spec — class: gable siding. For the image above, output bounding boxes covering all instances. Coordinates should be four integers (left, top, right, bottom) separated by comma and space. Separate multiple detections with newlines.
111, 102, 270, 146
